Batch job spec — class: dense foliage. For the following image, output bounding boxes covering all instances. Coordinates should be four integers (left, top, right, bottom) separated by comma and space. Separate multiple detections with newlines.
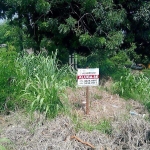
0, 0, 150, 64
0, 50, 17, 111
0, 23, 23, 51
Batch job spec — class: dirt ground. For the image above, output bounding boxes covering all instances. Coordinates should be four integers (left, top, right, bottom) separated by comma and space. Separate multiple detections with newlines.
66, 80, 148, 123
0, 81, 150, 150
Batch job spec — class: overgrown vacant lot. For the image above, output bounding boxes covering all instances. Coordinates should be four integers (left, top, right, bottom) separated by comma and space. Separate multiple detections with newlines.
0, 85, 150, 150
0, 51, 150, 149
1, 0, 150, 149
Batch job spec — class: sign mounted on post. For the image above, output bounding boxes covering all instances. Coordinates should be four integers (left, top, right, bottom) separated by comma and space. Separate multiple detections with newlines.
77, 68, 99, 87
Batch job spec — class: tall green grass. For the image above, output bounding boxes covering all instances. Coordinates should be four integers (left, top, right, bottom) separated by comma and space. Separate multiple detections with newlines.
0, 50, 76, 117
17, 52, 76, 117
143, 69, 150, 79
113, 72, 150, 111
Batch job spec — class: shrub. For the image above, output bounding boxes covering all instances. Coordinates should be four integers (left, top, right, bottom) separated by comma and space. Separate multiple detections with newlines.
110, 51, 129, 67
0, 49, 18, 112
77, 51, 130, 81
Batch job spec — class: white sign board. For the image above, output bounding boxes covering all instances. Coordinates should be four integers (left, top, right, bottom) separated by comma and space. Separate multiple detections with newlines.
77, 68, 99, 87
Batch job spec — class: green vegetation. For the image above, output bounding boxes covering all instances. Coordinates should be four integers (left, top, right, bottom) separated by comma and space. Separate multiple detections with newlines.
19, 53, 76, 117
0, 138, 11, 150
0, 50, 76, 117
143, 69, 150, 79
72, 114, 112, 134
0, 49, 18, 111
82, 120, 112, 134
77, 51, 130, 80
113, 72, 150, 111
0, 0, 150, 138
1, 0, 150, 64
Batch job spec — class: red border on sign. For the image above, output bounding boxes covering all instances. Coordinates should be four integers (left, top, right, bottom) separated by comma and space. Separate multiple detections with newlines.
77, 75, 99, 79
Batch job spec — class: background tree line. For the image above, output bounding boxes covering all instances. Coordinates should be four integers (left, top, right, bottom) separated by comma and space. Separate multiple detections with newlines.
0, 0, 150, 65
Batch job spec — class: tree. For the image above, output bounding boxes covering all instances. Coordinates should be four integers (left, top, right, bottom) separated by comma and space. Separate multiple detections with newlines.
0, 22, 23, 51
1, 0, 150, 64
114, 0, 150, 64
0, 0, 127, 63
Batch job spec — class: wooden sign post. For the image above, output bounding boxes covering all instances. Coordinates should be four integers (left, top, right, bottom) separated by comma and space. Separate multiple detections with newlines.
86, 86, 89, 114
77, 68, 99, 115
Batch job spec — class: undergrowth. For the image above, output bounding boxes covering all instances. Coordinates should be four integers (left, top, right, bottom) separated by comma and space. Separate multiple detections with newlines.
0, 49, 18, 112
113, 72, 150, 111
0, 50, 76, 118
19, 52, 76, 118
72, 114, 112, 134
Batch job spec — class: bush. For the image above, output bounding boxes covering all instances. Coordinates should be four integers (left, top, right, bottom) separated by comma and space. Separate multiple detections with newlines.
77, 51, 130, 81
110, 51, 129, 67
0, 49, 18, 112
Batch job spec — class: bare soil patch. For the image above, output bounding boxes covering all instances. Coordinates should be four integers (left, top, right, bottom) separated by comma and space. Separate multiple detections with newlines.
66, 86, 147, 123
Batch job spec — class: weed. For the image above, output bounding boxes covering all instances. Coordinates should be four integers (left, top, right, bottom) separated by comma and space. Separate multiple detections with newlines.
113, 72, 150, 111
0, 138, 11, 150
0, 50, 76, 117
71, 113, 82, 132
19, 52, 76, 118
93, 94, 103, 100
80, 119, 112, 134
22, 75, 64, 117
71, 113, 112, 134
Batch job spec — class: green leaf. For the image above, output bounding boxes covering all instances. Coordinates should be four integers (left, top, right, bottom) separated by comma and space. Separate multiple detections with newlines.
58, 24, 70, 34
40, 98, 44, 108
66, 16, 77, 28
36, 0, 51, 14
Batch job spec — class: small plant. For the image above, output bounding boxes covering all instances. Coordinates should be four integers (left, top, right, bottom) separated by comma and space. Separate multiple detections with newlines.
72, 114, 112, 134
93, 94, 103, 100
0, 138, 11, 150
81, 120, 112, 134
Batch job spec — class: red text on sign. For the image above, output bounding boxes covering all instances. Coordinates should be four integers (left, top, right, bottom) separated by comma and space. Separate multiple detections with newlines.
77, 75, 99, 79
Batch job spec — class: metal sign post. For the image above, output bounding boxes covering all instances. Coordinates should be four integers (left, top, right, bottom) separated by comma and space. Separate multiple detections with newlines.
77, 68, 99, 115
69, 53, 77, 70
